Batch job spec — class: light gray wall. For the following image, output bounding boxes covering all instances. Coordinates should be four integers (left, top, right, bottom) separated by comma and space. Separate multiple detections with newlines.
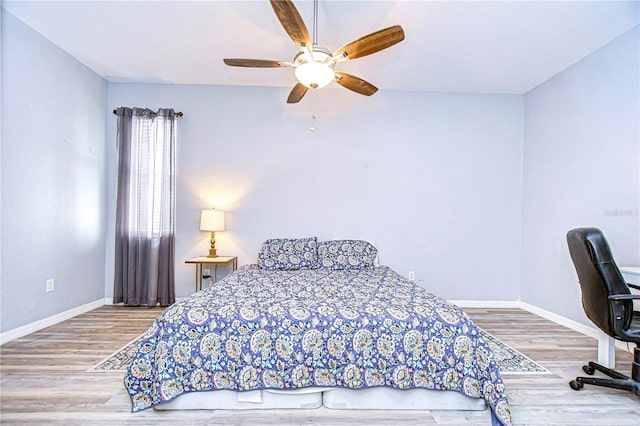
105, 85, 524, 302
1, 6, 4, 313
5, 8, 637, 335
521, 26, 640, 326
1, 12, 108, 332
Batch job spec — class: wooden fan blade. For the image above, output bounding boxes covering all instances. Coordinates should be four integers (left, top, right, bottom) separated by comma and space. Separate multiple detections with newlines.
223, 58, 285, 68
270, 0, 311, 51
335, 72, 378, 96
287, 83, 309, 103
333, 25, 405, 61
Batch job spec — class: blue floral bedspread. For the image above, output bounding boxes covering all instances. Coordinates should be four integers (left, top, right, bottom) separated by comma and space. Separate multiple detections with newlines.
125, 265, 511, 425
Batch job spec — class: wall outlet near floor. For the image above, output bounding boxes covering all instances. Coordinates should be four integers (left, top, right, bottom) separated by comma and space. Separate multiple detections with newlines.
46, 279, 55, 292
408, 271, 415, 281
203, 269, 211, 277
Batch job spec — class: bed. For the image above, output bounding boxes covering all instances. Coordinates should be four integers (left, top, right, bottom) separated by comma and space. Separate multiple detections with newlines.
125, 238, 511, 426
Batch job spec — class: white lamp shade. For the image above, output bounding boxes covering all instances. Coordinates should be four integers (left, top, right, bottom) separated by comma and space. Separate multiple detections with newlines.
200, 209, 225, 232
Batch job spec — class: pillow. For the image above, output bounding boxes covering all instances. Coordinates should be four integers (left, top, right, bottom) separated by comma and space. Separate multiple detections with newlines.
257, 237, 319, 270
317, 239, 378, 270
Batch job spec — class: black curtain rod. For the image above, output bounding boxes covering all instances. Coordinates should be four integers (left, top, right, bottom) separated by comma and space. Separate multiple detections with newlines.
112, 109, 183, 117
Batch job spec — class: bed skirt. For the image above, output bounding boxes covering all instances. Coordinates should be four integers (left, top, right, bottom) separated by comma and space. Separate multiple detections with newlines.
154, 387, 486, 411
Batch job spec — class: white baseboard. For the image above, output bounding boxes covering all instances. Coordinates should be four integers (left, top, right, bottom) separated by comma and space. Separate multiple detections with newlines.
0, 298, 105, 345
517, 301, 601, 339
451, 299, 600, 336
452, 299, 633, 356
518, 301, 634, 355
449, 300, 522, 309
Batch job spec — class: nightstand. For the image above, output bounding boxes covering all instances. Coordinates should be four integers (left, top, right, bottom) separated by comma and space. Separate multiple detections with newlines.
185, 256, 238, 291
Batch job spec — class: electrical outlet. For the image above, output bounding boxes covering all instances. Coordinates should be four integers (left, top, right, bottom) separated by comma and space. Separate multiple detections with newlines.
408, 271, 415, 281
203, 269, 211, 277
46, 279, 55, 292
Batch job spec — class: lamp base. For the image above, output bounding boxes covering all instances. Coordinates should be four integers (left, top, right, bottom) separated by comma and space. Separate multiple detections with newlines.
207, 231, 218, 257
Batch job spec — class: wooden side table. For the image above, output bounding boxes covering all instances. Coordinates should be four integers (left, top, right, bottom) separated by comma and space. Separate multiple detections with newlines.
185, 256, 238, 291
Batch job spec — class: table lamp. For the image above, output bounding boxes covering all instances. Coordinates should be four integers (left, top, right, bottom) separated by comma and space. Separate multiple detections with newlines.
200, 208, 225, 257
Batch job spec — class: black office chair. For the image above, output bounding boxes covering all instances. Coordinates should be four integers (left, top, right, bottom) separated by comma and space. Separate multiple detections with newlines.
566, 227, 640, 396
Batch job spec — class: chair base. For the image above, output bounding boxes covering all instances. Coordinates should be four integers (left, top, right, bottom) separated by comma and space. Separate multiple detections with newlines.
569, 347, 640, 397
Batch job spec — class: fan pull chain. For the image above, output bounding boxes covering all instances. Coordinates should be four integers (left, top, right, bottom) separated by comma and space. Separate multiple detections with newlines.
310, 114, 317, 132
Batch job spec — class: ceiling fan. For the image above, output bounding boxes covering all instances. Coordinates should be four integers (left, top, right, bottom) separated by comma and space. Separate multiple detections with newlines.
223, 0, 405, 104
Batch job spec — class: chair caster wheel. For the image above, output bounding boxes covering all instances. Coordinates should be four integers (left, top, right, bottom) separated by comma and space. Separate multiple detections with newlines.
569, 380, 583, 391
582, 365, 595, 375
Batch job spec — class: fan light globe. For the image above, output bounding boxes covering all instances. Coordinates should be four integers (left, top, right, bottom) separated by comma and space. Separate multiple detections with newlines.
295, 62, 335, 89
294, 51, 335, 89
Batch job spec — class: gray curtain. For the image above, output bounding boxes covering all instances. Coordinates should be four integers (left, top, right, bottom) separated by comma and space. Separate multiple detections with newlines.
113, 107, 176, 306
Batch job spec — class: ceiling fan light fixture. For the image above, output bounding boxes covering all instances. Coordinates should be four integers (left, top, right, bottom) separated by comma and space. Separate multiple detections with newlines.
295, 61, 335, 89
293, 50, 335, 89
224, 0, 404, 103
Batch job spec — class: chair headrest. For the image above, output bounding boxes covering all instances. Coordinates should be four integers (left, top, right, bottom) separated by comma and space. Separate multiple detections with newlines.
568, 228, 615, 265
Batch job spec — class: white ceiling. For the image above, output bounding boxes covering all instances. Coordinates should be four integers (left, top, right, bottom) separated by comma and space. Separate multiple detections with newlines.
3, 0, 639, 95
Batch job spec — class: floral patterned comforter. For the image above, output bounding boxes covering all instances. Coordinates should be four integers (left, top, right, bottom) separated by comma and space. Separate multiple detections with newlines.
125, 265, 511, 425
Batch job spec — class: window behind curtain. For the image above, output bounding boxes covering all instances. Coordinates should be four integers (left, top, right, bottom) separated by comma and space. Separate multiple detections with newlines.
132, 113, 175, 237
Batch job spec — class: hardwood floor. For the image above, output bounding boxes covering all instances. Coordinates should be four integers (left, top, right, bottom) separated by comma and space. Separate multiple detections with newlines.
1, 306, 638, 425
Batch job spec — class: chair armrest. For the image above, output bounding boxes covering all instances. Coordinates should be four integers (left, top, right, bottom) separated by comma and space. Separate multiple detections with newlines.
608, 293, 640, 340
608, 293, 640, 301
628, 282, 640, 291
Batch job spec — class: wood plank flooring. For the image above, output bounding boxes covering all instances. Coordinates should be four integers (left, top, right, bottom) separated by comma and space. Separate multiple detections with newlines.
1, 306, 638, 425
